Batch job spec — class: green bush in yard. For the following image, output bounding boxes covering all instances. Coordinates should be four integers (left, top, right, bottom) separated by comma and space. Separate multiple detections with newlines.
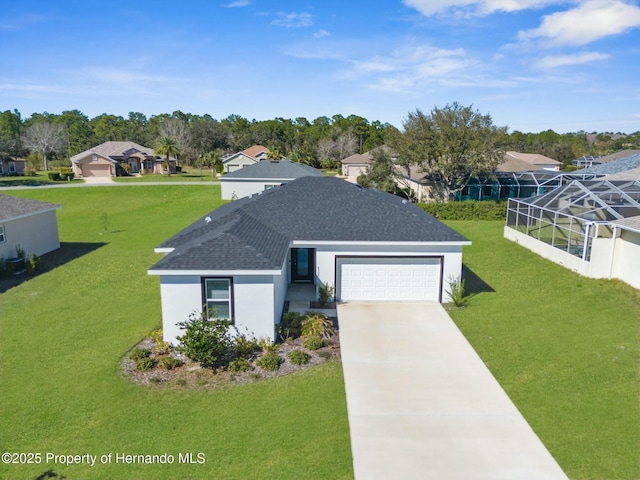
228, 358, 253, 373
134, 356, 157, 371
303, 336, 323, 351
176, 312, 233, 369
256, 352, 283, 371
287, 350, 311, 365
418, 200, 507, 220
158, 356, 183, 370
129, 347, 151, 361
277, 311, 304, 341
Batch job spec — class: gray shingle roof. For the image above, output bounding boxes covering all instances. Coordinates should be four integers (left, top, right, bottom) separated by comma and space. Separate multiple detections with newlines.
220, 160, 322, 180
70, 141, 155, 163
0, 194, 60, 221
151, 176, 469, 272
578, 154, 640, 175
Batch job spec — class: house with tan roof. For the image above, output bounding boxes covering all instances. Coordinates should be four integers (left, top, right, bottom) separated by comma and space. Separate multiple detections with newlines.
221, 145, 271, 173
70, 141, 177, 178
340, 146, 395, 182
497, 151, 561, 172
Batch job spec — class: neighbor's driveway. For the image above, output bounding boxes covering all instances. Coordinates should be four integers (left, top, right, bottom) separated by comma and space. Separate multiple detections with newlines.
337, 302, 568, 480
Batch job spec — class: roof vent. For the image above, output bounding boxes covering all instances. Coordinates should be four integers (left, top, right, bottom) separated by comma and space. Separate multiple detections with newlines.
270, 161, 280, 164
205, 216, 212, 224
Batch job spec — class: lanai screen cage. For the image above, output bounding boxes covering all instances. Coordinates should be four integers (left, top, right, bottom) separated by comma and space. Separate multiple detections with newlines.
454, 172, 602, 201
506, 179, 640, 259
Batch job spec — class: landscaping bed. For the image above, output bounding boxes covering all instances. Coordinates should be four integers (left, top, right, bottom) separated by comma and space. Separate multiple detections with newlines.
122, 323, 341, 389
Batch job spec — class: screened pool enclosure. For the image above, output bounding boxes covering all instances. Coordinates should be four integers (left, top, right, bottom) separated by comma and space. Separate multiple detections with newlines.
506, 179, 640, 260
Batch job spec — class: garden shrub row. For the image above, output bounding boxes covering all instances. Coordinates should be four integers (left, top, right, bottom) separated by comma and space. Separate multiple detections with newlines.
418, 200, 507, 221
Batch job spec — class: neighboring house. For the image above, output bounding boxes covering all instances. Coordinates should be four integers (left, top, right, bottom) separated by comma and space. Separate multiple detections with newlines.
0, 157, 26, 176
148, 176, 470, 344
71, 141, 177, 178
340, 145, 395, 182
573, 149, 640, 168
221, 145, 270, 173
220, 160, 322, 200
497, 151, 562, 172
574, 153, 640, 179
0, 194, 61, 259
505, 178, 640, 290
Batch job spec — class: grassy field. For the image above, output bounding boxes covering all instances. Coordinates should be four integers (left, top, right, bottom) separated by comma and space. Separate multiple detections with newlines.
0, 186, 352, 480
1, 187, 638, 480
448, 221, 640, 480
113, 170, 218, 182
0, 173, 83, 187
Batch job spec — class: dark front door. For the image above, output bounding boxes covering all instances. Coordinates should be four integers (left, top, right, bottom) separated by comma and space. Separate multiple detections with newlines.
291, 248, 315, 283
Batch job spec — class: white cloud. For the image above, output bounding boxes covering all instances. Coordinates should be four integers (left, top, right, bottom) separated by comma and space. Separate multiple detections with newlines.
314, 29, 331, 38
402, 0, 559, 16
224, 0, 251, 7
271, 12, 313, 27
533, 51, 611, 67
518, 0, 640, 46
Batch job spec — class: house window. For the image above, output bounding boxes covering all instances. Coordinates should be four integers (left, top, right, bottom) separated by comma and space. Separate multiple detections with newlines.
9, 162, 16, 173
0, 162, 4, 174
0, 225, 5, 243
483, 185, 493, 197
264, 184, 278, 190
145, 160, 153, 170
203, 278, 233, 322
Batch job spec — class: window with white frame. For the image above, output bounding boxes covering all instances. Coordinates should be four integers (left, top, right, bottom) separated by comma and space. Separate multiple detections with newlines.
0, 225, 5, 243
9, 162, 16, 173
203, 278, 232, 322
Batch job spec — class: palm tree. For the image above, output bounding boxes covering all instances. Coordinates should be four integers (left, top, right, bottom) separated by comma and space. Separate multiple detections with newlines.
155, 136, 180, 176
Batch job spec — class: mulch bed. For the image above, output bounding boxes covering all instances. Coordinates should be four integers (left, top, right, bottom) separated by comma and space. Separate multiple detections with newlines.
121, 332, 341, 389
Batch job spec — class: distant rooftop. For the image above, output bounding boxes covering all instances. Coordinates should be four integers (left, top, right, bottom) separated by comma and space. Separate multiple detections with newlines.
220, 159, 322, 180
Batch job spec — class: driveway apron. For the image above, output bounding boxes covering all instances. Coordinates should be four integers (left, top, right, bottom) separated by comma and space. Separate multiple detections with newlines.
337, 302, 568, 480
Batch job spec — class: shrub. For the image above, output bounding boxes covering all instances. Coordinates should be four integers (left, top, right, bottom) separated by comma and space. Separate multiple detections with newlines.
277, 312, 304, 341
15, 244, 25, 260
446, 275, 468, 307
59, 172, 75, 181
256, 352, 283, 371
318, 282, 335, 307
25, 253, 41, 275
134, 357, 157, 371
176, 312, 233, 368
287, 350, 311, 365
47, 172, 61, 181
303, 336, 323, 351
258, 337, 279, 354
24, 167, 37, 177
234, 331, 260, 359
158, 356, 183, 370
129, 347, 151, 361
228, 358, 253, 372
149, 329, 170, 355
301, 314, 335, 340
418, 200, 507, 221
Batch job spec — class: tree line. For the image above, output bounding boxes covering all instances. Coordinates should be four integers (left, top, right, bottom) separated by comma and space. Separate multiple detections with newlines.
1, 107, 638, 171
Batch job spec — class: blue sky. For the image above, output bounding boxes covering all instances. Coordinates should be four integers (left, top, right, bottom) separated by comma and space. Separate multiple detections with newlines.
1, 0, 639, 133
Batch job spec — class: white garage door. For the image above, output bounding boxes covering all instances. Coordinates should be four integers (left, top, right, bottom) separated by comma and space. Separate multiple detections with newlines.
82, 164, 111, 177
337, 257, 441, 302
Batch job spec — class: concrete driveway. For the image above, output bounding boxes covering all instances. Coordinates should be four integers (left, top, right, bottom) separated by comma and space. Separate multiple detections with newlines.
337, 302, 568, 480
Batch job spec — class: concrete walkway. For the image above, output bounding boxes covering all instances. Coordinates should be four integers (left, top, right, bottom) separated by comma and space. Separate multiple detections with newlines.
337, 302, 568, 480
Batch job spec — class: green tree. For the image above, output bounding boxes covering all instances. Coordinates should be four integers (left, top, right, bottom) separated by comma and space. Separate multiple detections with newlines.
391, 103, 508, 199
358, 148, 402, 195
0, 109, 24, 156
155, 136, 180, 176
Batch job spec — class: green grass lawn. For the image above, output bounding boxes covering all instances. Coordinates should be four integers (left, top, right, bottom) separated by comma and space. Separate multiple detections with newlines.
447, 221, 640, 480
1, 188, 638, 480
0, 173, 83, 187
0, 186, 352, 480
113, 170, 218, 182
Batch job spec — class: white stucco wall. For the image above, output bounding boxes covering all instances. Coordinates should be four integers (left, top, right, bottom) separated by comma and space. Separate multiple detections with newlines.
611, 230, 640, 289
0, 210, 60, 259
158, 273, 284, 344
233, 275, 277, 340
220, 179, 285, 200
505, 226, 640, 290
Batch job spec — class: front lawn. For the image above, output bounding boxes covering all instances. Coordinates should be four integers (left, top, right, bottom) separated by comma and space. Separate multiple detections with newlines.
113, 171, 218, 182
0, 172, 83, 187
448, 220, 640, 480
0, 186, 352, 480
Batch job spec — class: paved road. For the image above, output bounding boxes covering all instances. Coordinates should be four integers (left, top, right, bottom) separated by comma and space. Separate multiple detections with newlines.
337, 302, 568, 480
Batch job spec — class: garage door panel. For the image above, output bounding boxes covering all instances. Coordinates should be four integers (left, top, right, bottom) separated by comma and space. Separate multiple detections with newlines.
338, 257, 441, 302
